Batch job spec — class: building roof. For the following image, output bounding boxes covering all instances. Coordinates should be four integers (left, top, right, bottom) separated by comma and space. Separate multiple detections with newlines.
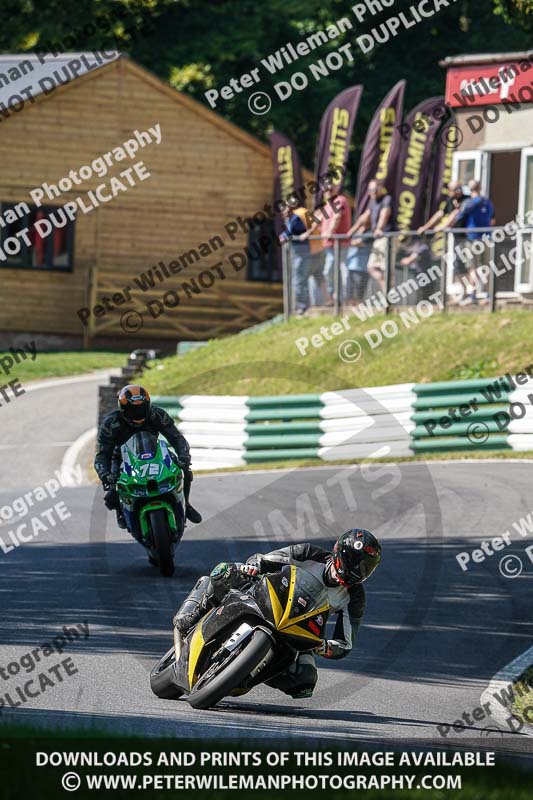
440, 51, 533, 67
0, 52, 119, 106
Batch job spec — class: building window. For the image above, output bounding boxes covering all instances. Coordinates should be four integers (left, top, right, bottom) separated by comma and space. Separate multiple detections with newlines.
0, 203, 75, 271
246, 218, 281, 282
452, 150, 482, 189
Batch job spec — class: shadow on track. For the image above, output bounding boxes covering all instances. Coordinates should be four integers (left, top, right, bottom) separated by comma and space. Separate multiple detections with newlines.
0, 534, 531, 691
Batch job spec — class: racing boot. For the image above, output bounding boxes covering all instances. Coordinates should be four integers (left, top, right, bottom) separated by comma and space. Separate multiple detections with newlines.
173, 576, 211, 637
183, 467, 202, 524
186, 504, 202, 524
115, 507, 127, 529
266, 653, 318, 699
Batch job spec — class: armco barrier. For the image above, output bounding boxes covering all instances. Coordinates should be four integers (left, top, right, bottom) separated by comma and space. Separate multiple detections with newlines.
153, 372, 533, 469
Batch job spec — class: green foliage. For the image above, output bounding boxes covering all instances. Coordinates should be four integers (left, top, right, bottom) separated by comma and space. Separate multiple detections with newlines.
0, 0, 531, 176
451, 358, 499, 380
493, 0, 533, 28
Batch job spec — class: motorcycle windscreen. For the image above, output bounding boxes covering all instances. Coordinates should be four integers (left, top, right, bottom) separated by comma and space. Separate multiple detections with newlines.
254, 565, 329, 646
125, 431, 159, 459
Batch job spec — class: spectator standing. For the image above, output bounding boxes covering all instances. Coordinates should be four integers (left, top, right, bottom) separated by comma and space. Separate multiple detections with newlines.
279, 204, 311, 315
348, 179, 393, 292
302, 188, 351, 305
321, 187, 352, 304
417, 181, 466, 235
448, 179, 495, 305
344, 215, 370, 303
418, 180, 468, 298
398, 236, 435, 302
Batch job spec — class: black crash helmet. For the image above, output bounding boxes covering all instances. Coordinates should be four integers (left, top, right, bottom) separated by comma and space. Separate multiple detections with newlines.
332, 529, 381, 586
117, 384, 151, 425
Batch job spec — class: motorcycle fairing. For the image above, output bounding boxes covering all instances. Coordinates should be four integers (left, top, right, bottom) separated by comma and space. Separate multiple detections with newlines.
183, 566, 329, 692
186, 593, 264, 690
116, 432, 185, 542
255, 565, 329, 645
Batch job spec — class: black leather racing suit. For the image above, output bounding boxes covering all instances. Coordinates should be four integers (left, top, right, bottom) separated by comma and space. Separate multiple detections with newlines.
247, 542, 366, 659
173, 542, 366, 697
94, 406, 193, 502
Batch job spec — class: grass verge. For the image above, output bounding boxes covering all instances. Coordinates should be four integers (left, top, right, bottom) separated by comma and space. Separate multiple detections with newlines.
191, 449, 533, 475
1, 351, 125, 384
145, 310, 533, 397
510, 666, 533, 727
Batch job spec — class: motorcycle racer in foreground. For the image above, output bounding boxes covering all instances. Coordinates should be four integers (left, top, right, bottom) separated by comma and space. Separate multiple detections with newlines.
173, 529, 381, 699
94, 384, 202, 528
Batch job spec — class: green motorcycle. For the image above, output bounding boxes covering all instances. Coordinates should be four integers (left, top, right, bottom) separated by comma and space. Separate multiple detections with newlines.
117, 431, 186, 576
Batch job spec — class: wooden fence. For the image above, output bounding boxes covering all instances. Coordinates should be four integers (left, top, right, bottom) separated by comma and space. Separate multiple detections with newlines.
83, 267, 283, 347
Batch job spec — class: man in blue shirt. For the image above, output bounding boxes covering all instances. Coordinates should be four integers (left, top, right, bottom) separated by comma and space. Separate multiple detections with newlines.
279, 204, 311, 315
452, 180, 495, 304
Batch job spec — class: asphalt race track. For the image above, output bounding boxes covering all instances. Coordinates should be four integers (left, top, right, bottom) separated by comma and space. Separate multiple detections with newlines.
1, 375, 532, 754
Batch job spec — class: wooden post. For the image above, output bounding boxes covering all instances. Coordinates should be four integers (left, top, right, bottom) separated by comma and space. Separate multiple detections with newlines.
85, 267, 97, 350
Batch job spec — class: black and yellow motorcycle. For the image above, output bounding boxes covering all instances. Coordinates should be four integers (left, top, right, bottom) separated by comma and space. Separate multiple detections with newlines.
150, 564, 329, 709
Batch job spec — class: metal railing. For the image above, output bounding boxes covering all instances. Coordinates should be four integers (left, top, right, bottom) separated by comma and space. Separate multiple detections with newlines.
281, 225, 533, 319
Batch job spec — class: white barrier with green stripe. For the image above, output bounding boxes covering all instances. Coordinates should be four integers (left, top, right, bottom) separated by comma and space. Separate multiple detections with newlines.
410, 374, 533, 453
154, 386, 415, 470
153, 373, 533, 469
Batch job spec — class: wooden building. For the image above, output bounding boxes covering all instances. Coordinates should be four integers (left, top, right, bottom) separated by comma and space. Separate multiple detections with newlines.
0, 53, 289, 349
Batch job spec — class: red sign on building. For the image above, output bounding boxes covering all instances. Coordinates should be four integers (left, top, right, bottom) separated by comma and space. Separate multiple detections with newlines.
446, 59, 533, 108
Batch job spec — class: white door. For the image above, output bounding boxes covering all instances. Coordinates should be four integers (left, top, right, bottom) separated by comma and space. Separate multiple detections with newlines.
517, 147, 533, 292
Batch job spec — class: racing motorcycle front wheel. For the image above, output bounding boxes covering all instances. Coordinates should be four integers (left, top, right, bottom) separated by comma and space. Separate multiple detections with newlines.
188, 629, 272, 710
149, 508, 175, 577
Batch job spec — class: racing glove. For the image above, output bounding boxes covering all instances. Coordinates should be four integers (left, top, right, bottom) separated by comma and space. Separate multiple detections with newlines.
314, 640, 334, 659
101, 473, 116, 491
104, 487, 119, 511
244, 555, 264, 575
238, 562, 261, 578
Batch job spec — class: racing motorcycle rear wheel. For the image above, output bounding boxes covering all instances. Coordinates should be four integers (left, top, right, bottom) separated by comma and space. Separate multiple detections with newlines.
188, 629, 272, 710
150, 646, 183, 699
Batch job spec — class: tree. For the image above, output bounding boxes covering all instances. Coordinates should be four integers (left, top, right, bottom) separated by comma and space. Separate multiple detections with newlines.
0, 0, 531, 178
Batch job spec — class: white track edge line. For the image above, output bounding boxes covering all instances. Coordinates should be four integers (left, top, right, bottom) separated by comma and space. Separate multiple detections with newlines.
480, 646, 533, 737
59, 428, 97, 486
